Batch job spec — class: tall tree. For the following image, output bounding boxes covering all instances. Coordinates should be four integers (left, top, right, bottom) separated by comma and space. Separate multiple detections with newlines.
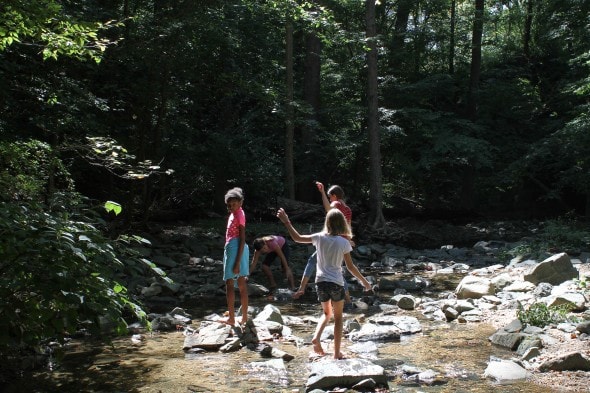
467, 0, 484, 119
366, 0, 385, 228
388, 0, 412, 72
462, 0, 485, 211
299, 1, 322, 202
449, 0, 457, 74
285, 16, 295, 199
523, 0, 534, 57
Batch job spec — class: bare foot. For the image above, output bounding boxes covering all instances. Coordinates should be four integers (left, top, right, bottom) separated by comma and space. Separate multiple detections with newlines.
311, 338, 325, 356
220, 317, 235, 326
292, 290, 305, 300
334, 352, 347, 360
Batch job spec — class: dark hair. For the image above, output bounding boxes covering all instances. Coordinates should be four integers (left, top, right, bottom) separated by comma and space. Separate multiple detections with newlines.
253, 238, 265, 251
327, 185, 345, 200
224, 187, 244, 203
253, 236, 274, 251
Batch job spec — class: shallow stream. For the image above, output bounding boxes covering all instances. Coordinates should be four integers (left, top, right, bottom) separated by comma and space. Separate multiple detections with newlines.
7, 282, 561, 393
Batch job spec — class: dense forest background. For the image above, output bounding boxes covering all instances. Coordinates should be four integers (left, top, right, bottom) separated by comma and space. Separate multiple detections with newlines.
0, 0, 589, 360
2, 0, 590, 222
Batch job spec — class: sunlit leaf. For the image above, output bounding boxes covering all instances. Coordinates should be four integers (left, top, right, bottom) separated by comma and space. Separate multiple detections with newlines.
104, 201, 122, 215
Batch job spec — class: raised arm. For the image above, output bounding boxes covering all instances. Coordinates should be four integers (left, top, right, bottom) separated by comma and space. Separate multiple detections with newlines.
276, 208, 313, 244
315, 181, 332, 213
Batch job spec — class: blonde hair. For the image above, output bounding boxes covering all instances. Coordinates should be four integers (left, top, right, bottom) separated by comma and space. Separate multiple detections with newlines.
323, 208, 352, 237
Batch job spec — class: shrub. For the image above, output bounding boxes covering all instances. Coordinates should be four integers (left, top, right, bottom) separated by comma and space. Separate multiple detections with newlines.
517, 302, 573, 328
0, 194, 164, 348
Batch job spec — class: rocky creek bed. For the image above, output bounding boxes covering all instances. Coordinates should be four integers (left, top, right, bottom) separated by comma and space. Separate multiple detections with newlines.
6, 219, 590, 392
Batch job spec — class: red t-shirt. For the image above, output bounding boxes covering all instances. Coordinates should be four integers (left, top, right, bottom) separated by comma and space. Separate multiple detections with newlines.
332, 200, 352, 224
225, 208, 246, 244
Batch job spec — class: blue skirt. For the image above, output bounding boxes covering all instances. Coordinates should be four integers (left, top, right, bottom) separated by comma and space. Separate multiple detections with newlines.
223, 238, 250, 281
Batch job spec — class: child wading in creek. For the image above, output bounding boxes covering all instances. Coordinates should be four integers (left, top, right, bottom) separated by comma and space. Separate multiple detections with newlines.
250, 235, 296, 292
222, 187, 249, 326
277, 207, 372, 359
293, 182, 354, 305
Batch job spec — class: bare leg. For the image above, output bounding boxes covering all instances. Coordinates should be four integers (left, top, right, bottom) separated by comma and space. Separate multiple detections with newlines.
284, 267, 295, 289
224, 279, 236, 325
344, 290, 352, 304
293, 252, 316, 299
261, 264, 277, 289
331, 299, 345, 359
311, 300, 333, 355
237, 276, 249, 324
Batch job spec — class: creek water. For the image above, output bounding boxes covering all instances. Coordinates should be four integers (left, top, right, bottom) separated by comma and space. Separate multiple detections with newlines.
7, 274, 561, 393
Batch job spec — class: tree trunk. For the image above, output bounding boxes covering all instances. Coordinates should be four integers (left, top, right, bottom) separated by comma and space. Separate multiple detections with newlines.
523, 0, 534, 58
467, 0, 484, 120
449, 0, 456, 74
297, 30, 322, 202
462, 0, 485, 211
366, 0, 385, 229
285, 19, 295, 199
389, 0, 412, 71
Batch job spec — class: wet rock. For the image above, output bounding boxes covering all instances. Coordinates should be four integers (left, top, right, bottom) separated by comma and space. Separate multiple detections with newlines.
260, 344, 294, 361
393, 294, 417, 310
352, 378, 377, 389
245, 358, 289, 386
367, 315, 422, 334
219, 337, 241, 352
489, 331, 527, 350
348, 341, 379, 359
306, 358, 387, 392
182, 321, 231, 351
348, 322, 401, 342
254, 303, 284, 325
484, 358, 530, 382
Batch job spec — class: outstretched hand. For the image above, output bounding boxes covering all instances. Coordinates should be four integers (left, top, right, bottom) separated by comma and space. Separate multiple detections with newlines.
362, 282, 375, 294
315, 181, 324, 193
276, 208, 289, 224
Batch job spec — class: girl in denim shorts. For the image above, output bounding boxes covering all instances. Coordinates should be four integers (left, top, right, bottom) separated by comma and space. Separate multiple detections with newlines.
277, 207, 371, 359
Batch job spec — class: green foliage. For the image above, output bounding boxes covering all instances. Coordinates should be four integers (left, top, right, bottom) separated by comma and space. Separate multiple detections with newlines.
0, 0, 119, 62
517, 302, 574, 328
0, 140, 74, 203
1, 0, 590, 221
499, 242, 537, 262
539, 215, 590, 251
0, 195, 162, 348
86, 137, 174, 180
501, 216, 590, 262
573, 276, 588, 295
104, 201, 122, 216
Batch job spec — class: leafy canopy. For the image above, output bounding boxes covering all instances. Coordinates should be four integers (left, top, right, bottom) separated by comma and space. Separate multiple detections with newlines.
0, 0, 118, 62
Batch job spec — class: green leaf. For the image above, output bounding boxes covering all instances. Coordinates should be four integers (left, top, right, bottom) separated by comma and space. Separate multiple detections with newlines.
104, 201, 122, 215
